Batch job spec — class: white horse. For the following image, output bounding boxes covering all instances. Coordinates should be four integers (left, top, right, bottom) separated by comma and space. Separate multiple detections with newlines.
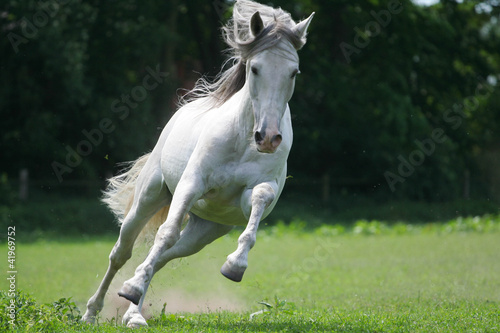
82, 0, 313, 327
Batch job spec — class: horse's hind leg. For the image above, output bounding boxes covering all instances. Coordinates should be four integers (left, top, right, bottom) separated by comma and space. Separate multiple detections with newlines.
82, 167, 170, 324
122, 214, 233, 328
117, 178, 204, 305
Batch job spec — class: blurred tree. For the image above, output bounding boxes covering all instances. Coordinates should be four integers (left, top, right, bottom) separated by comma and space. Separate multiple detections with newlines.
0, 0, 225, 183
0, 0, 498, 202
281, 0, 499, 200
1, 0, 96, 180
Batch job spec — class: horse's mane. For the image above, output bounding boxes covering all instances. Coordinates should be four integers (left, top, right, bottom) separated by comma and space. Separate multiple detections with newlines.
179, 0, 307, 108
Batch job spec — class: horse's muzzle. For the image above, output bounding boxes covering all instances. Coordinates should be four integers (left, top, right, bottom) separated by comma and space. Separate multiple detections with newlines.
255, 130, 282, 153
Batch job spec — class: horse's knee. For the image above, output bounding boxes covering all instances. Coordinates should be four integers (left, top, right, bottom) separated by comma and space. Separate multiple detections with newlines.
251, 183, 276, 208
109, 243, 133, 268
154, 224, 180, 250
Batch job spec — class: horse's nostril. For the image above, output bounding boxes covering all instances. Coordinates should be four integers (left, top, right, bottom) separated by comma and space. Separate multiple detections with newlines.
254, 131, 264, 144
271, 134, 282, 148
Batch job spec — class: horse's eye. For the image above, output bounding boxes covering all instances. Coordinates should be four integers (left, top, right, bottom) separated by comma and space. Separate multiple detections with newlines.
251, 66, 258, 75
291, 69, 300, 78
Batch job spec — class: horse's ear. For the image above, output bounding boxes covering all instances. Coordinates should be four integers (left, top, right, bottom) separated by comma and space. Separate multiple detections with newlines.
250, 11, 264, 37
293, 12, 315, 40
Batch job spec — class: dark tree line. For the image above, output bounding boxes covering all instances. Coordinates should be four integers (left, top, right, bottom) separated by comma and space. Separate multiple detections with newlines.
1, 0, 499, 202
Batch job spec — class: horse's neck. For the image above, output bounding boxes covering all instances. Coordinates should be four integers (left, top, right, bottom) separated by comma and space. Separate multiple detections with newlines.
232, 84, 255, 137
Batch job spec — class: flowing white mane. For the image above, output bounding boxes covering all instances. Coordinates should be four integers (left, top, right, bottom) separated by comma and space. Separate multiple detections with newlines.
180, 0, 308, 107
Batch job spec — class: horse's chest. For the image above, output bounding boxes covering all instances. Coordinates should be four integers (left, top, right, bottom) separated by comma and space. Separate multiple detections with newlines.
190, 158, 285, 225
208, 158, 284, 191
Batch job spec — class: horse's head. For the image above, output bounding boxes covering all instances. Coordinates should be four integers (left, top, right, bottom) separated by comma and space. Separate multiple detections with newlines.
245, 11, 314, 153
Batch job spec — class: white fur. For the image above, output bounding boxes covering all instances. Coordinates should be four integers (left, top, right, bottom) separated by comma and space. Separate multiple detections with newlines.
82, 1, 313, 327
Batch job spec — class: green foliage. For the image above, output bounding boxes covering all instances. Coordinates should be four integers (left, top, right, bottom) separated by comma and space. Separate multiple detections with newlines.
352, 219, 390, 235
0, 193, 116, 240
256, 295, 294, 314
351, 214, 500, 235
0, 173, 16, 206
272, 213, 500, 236
260, 212, 500, 237
286, 0, 500, 201
1, 0, 499, 200
0, 290, 80, 331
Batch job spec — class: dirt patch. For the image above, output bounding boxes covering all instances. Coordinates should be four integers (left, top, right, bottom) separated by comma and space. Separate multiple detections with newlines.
101, 285, 244, 321
99, 253, 245, 321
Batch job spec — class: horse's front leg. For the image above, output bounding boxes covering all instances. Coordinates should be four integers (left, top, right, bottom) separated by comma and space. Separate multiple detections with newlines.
118, 177, 203, 304
221, 182, 277, 282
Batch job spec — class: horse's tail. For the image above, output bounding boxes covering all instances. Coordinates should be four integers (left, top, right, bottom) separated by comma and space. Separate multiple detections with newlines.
102, 153, 170, 242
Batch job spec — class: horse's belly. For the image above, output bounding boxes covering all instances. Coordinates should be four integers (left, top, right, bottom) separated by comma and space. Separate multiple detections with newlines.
190, 198, 248, 226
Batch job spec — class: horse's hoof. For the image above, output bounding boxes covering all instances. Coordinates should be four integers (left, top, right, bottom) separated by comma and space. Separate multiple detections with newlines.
81, 312, 96, 325
124, 314, 148, 328
127, 320, 148, 329
220, 261, 245, 282
118, 284, 142, 305
123, 308, 148, 328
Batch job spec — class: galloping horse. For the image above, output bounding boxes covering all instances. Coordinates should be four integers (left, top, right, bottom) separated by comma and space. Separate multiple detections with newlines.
82, 0, 313, 327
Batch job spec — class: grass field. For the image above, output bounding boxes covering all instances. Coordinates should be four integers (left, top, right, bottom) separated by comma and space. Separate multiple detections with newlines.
1, 217, 500, 332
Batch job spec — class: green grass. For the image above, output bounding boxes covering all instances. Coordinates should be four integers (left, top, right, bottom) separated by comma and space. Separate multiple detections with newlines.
1, 216, 500, 332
